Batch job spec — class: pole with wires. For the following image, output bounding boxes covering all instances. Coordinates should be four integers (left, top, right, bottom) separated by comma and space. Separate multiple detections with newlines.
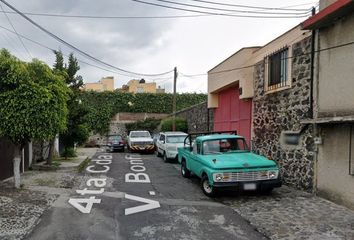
172, 67, 177, 131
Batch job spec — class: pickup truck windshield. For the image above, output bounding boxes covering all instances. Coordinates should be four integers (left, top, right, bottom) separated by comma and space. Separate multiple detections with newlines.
203, 138, 249, 155
130, 132, 151, 138
167, 135, 187, 143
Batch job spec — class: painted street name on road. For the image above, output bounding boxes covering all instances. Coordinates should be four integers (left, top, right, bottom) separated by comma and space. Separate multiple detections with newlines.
68, 153, 112, 214
124, 154, 160, 215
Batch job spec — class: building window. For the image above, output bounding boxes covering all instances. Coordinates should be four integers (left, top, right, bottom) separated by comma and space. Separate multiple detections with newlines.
137, 87, 144, 93
266, 47, 289, 91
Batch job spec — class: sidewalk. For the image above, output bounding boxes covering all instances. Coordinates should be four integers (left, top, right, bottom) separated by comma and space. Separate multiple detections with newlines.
0, 147, 99, 240
220, 186, 354, 240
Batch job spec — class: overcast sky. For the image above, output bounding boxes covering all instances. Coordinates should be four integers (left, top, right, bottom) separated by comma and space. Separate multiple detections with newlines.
0, 0, 317, 93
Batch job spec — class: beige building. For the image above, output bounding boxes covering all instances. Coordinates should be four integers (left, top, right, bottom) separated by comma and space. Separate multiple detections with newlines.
83, 76, 115, 92
121, 79, 165, 93
302, 0, 354, 210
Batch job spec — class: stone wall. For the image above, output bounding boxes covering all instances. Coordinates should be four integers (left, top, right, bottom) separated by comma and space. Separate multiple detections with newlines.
174, 102, 214, 133
252, 36, 315, 191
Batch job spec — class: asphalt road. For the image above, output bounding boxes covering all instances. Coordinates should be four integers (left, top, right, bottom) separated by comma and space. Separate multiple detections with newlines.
26, 149, 266, 240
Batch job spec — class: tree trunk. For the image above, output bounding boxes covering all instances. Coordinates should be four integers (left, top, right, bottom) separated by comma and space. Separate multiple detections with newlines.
13, 146, 22, 189
47, 139, 55, 165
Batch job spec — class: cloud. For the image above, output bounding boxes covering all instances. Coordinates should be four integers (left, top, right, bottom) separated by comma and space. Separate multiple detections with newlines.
0, 0, 314, 93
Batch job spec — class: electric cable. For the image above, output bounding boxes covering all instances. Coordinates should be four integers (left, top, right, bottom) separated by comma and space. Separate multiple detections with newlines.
187, 0, 313, 11
153, 0, 312, 15
180, 38, 354, 76
131, 0, 311, 18
0, 9, 210, 19
0, 24, 174, 82
0, 0, 174, 77
0, 3, 31, 59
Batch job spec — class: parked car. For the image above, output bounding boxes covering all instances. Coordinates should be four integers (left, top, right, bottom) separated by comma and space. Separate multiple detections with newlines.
156, 132, 187, 162
178, 131, 281, 197
127, 130, 155, 153
107, 135, 125, 152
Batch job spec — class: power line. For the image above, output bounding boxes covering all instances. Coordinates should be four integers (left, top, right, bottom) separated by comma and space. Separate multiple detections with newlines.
0, 9, 210, 19
131, 0, 311, 18
0, 24, 173, 83
0, 3, 31, 59
187, 0, 313, 11
0, 0, 174, 77
153, 0, 311, 15
181, 38, 354, 76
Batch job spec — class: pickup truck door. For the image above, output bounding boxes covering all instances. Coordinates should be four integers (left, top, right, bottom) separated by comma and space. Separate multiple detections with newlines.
189, 142, 201, 176
157, 134, 165, 154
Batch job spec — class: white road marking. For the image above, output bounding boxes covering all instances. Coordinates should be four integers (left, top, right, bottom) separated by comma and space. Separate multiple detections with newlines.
124, 194, 160, 215
149, 191, 156, 196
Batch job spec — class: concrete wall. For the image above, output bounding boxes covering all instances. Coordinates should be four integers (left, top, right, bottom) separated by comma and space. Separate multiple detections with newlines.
253, 36, 315, 191
100, 77, 114, 91
319, 0, 337, 10
174, 102, 214, 133
317, 124, 354, 210
208, 47, 259, 104
112, 112, 168, 123
84, 77, 115, 92
127, 80, 157, 93
316, 13, 354, 117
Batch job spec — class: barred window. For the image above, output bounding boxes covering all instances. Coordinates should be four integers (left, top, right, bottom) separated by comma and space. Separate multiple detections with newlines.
267, 48, 289, 91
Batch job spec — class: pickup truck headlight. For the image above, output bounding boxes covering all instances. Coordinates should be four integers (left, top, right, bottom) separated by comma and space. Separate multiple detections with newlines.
213, 173, 231, 182
268, 170, 279, 179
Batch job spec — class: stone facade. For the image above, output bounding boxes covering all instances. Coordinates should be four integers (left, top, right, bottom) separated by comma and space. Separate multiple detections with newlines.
174, 102, 214, 133
252, 36, 315, 191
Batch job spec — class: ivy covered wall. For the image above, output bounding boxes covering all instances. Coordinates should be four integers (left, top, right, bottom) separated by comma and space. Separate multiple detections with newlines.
79, 91, 207, 134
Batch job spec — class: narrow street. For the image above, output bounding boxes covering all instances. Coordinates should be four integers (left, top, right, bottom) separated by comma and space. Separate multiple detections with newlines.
26, 149, 266, 240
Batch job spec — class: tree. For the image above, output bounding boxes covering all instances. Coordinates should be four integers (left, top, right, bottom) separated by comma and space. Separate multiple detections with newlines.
56, 51, 89, 156
0, 49, 69, 187
161, 117, 188, 132
53, 50, 65, 72
67, 53, 83, 89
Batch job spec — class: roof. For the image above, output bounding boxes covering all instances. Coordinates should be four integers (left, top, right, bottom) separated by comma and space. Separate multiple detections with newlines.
161, 132, 187, 136
197, 134, 243, 141
302, 0, 354, 30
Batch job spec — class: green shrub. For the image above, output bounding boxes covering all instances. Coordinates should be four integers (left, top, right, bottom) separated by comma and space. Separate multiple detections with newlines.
61, 147, 77, 158
126, 118, 161, 134
161, 117, 188, 132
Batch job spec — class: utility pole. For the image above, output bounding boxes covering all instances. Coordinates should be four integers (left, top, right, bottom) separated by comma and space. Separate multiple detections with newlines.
172, 67, 177, 131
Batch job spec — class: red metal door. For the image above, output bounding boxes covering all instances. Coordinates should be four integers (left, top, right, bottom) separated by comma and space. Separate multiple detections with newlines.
214, 86, 252, 145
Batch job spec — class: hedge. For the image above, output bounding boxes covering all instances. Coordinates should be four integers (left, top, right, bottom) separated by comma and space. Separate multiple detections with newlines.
79, 91, 206, 134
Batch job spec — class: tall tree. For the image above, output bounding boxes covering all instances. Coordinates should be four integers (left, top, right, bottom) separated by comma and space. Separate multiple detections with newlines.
67, 53, 83, 89
0, 49, 69, 187
53, 50, 65, 72
56, 51, 89, 157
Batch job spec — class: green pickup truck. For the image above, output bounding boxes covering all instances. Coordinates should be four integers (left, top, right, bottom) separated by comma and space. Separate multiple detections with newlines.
178, 131, 281, 197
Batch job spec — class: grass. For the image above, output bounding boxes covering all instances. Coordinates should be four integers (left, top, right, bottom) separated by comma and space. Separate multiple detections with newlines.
77, 157, 91, 173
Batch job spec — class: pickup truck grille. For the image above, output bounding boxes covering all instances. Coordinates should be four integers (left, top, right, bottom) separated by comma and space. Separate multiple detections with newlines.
132, 142, 153, 146
230, 171, 270, 182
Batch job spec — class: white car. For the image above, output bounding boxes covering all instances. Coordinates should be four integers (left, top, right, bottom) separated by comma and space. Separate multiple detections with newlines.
128, 130, 155, 153
156, 132, 188, 162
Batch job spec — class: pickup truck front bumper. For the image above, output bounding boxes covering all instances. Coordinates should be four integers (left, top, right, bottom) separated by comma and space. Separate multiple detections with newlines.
213, 178, 282, 190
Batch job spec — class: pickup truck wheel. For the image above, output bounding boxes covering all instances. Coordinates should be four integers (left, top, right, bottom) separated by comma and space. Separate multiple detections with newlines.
201, 175, 216, 197
181, 161, 191, 178
163, 152, 169, 163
